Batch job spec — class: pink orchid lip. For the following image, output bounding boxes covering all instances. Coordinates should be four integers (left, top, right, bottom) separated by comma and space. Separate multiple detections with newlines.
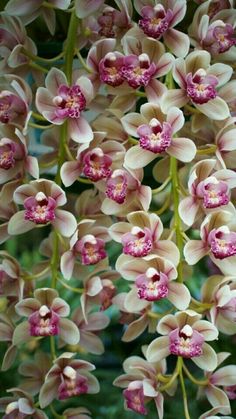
0, 92, 26, 124
123, 383, 147, 415
0, 140, 16, 169
58, 368, 88, 400
208, 226, 236, 259
196, 177, 230, 209
53, 84, 86, 120
186, 70, 218, 105
120, 54, 156, 89
169, 325, 204, 358
136, 268, 169, 301
138, 4, 173, 39
24, 192, 56, 225
76, 234, 107, 265
83, 147, 112, 182
106, 171, 128, 203
204, 23, 236, 55
137, 118, 172, 154
224, 384, 236, 400
122, 226, 153, 257
99, 52, 124, 87
98, 8, 115, 37
29, 305, 60, 337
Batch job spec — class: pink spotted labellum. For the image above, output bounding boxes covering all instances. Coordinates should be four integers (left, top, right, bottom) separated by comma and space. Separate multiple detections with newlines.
116, 254, 190, 311
134, 0, 190, 57
109, 210, 180, 266
8, 179, 77, 237
179, 159, 236, 227
161, 50, 234, 120
122, 103, 196, 169
146, 310, 218, 371
184, 210, 236, 275
39, 353, 99, 408
36, 67, 94, 143
12, 288, 80, 346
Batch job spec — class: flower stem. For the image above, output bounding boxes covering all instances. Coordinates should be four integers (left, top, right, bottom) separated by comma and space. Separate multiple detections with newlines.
178, 357, 191, 419
152, 176, 171, 195
28, 122, 53, 130
182, 363, 209, 386
64, 11, 79, 84
50, 335, 57, 362
170, 156, 183, 282
58, 278, 84, 293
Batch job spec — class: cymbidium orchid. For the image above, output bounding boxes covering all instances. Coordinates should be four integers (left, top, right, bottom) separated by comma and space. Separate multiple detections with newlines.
60, 131, 125, 186
116, 254, 190, 311
201, 275, 236, 335
0, 126, 39, 183
114, 351, 174, 418
5, 0, 71, 35
60, 219, 110, 280
0, 388, 48, 419
1, 0, 236, 417
189, 0, 236, 61
161, 50, 235, 120
39, 353, 99, 408
0, 251, 23, 298
13, 288, 80, 345
184, 210, 236, 275
198, 352, 236, 417
0, 312, 17, 372
0, 14, 38, 76
134, 0, 189, 57
110, 210, 180, 266
121, 103, 196, 169
179, 159, 236, 226
96, 167, 152, 216
8, 178, 77, 237
36, 67, 94, 143
0, 75, 31, 129
146, 310, 218, 371
71, 306, 110, 355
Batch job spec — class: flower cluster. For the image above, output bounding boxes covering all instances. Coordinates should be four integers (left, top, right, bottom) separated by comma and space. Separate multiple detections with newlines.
0, 0, 236, 418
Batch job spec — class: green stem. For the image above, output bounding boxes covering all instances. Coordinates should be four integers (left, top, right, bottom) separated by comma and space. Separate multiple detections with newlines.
159, 369, 178, 392
196, 145, 217, 155
178, 357, 191, 419
29, 61, 48, 74
77, 50, 93, 73
64, 11, 79, 84
51, 232, 59, 289
182, 363, 209, 386
23, 48, 64, 64
128, 136, 139, 145
184, 104, 201, 115
28, 122, 53, 130
50, 335, 57, 362
59, 278, 84, 293
50, 404, 64, 419
170, 156, 183, 283
155, 196, 171, 215
152, 176, 171, 195
31, 111, 47, 121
